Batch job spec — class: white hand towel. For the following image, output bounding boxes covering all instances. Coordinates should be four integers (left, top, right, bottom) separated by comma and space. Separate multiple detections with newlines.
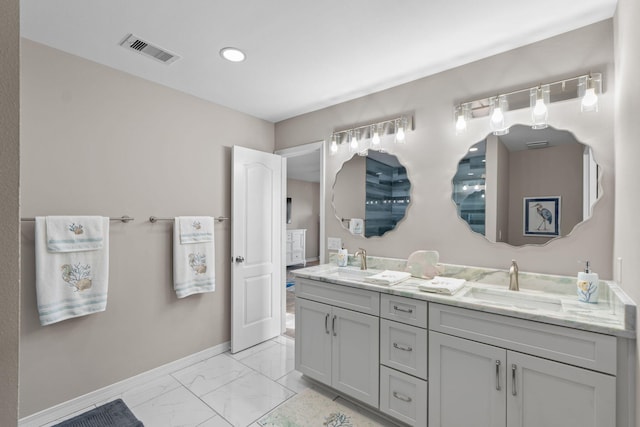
418, 276, 466, 295
46, 215, 104, 252
349, 218, 364, 235
174, 217, 215, 298
36, 217, 110, 326
178, 216, 214, 244
364, 270, 412, 286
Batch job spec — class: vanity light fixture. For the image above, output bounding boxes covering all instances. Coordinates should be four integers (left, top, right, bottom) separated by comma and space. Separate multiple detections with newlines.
328, 115, 413, 156
454, 72, 603, 135
530, 85, 550, 129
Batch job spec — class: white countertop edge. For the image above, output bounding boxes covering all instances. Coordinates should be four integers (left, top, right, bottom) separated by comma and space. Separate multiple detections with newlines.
292, 267, 636, 339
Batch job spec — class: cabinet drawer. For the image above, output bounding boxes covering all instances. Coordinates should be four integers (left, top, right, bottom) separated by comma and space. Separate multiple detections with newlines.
380, 365, 427, 427
380, 294, 428, 328
380, 319, 428, 379
296, 278, 380, 315
429, 303, 617, 375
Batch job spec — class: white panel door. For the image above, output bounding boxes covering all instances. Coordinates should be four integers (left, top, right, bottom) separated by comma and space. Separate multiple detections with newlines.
231, 146, 284, 353
429, 331, 507, 427
507, 351, 616, 427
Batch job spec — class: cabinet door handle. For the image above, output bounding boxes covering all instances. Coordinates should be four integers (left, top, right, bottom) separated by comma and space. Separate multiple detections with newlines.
393, 305, 413, 314
392, 391, 413, 403
495, 360, 501, 391
324, 313, 330, 334
332, 315, 337, 336
393, 342, 413, 352
511, 364, 517, 396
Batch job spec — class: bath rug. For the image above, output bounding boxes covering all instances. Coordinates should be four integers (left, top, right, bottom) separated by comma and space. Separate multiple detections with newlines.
53, 399, 143, 427
258, 388, 385, 427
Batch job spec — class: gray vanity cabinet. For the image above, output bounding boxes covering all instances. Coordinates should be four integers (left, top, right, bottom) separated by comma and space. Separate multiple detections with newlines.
429, 304, 617, 427
295, 279, 380, 407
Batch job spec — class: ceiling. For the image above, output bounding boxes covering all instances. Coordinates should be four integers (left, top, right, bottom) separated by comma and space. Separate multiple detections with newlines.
20, 0, 617, 124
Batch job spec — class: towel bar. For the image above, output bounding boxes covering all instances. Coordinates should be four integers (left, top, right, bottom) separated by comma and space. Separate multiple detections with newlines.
21, 216, 135, 223
149, 216, 229, 223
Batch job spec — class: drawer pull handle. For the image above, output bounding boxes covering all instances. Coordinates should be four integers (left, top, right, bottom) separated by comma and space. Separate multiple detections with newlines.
393, 342, 413, 352
495, 360, 501, 391
511, 364, 517, 396
392, 391, 412, 403
393, 305, 413, 314
332, 315, 337, 336
325, 313, 330, 334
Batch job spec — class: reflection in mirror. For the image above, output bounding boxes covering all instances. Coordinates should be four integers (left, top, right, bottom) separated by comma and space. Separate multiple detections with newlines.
333, 151, 411, 237
452, 124, 600, 246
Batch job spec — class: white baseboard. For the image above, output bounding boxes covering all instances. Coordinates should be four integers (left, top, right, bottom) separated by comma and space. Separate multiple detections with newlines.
19, 341, 230, 427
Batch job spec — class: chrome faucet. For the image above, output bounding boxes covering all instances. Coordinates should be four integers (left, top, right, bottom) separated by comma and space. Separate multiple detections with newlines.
354, 248, 367, 270
509, 260, 519, 291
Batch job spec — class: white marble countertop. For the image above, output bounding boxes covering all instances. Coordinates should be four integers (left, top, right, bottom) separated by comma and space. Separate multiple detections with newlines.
292, 261, 636, 338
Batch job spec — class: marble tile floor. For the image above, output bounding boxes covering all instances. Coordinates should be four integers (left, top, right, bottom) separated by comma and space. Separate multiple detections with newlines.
43, 335, 394, 427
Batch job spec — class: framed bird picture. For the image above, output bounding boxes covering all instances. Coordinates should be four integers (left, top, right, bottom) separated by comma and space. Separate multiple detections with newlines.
523, 196, 560, 236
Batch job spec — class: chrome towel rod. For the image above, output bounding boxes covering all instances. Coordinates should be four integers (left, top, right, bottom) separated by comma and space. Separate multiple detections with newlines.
149, 216, 229, 223
21, 215, 135, 223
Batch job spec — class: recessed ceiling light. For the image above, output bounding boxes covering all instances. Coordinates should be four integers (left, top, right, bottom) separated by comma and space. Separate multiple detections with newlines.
469, 147, 478, 152
220, 47, 246, 62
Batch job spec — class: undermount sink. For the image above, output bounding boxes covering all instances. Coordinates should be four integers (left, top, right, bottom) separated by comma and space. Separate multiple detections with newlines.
462, 287, 563, 312
324, 267, 376, 280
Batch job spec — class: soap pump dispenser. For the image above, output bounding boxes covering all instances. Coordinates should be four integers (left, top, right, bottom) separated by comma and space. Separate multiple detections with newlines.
337, 246, 348, 267
577, 261, 599, 303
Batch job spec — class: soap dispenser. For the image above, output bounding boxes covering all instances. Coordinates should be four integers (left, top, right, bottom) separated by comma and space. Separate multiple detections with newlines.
577, 261, 599, 303
337, 246, 348, 267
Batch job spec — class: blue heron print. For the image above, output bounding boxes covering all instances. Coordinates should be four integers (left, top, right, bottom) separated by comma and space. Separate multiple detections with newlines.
533, 203, 553, 231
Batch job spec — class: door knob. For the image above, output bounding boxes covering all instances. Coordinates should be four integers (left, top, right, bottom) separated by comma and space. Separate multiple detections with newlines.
235, 256, 245, 263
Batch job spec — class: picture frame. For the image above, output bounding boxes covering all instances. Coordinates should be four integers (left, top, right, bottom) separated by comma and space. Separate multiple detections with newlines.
523, 196, 560, 236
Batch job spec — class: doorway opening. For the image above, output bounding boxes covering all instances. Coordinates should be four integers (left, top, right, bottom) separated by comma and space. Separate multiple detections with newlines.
275, 141, 325, 339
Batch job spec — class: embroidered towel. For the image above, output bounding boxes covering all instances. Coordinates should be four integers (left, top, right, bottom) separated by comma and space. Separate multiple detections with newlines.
36, 217, 110, 326
178, 216, 214, 244
349, 218, 364, 235
174, 216, 216, 298
417, 276, 466, 295
46, 215, 104, 252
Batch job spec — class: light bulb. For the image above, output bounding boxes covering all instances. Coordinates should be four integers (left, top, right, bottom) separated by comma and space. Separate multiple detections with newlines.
395, 120, 406, 143
455, 115, 467, 133
582, 88, 598, 110
462, 185, 468, 191
491, 107, 504, 125
349, 131, 358, 151
330, 139, 338, 155
371, 126, 381, 147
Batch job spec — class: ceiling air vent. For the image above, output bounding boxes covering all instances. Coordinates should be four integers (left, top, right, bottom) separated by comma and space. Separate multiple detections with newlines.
119, 34, 180, 65
526, 140, 549, 149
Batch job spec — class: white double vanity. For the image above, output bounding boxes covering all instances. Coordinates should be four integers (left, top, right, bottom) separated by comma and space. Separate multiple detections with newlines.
292, 258, 636, 427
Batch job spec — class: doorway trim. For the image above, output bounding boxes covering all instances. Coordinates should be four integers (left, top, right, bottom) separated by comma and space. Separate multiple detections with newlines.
275, 140, 326, 333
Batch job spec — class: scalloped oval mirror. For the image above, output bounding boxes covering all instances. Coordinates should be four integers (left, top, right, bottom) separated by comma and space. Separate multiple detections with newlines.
452, 124, 601, 246
333, 151, 411, 237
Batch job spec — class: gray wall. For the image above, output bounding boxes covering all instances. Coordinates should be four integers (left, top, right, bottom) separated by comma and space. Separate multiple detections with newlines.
275, 20, 615, 278
506, 143, 584, 246
19, 39, 275, 416
614, 0, 640, 423
0, 0, 20, 425
287, 178, 320, 260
